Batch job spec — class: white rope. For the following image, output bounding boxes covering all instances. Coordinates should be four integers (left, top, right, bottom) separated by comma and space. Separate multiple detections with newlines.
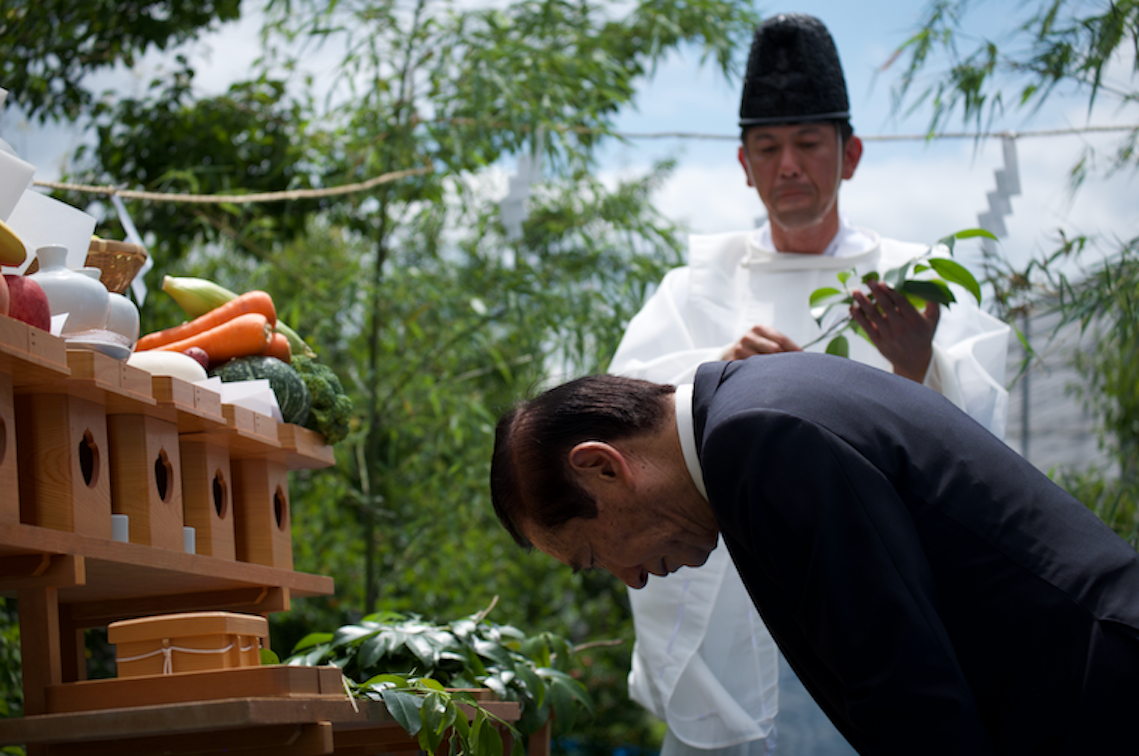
117, 636, 260, 675
28, 123, 1137, 206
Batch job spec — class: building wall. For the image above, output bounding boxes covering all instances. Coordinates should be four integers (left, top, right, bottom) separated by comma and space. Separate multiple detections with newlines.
1002, 308, 1111, 475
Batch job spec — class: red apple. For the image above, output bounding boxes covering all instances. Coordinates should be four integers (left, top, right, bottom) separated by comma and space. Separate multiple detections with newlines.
4, 275, 52, 331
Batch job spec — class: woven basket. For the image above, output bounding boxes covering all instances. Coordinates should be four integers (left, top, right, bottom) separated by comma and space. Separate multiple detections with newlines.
86, 239, 148, 294
26, 239, 148, 294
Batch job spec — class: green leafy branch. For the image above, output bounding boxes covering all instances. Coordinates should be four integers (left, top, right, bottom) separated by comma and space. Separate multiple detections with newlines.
350, 673, 523, 756
805, 228, 994, 357
284, 600, 595, 753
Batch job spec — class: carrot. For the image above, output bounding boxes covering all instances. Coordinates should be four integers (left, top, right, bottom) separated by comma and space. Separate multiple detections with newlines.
260, 331, 292, 363
154, 312, 273, 367
137, 290, 276, 351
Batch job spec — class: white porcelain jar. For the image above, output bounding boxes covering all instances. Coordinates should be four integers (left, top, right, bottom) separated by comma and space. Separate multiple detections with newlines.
105, 291, 140, 347
28, 244, 111, 334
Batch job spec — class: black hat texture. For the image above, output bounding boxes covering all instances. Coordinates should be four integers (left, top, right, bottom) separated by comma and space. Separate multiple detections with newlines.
739, 14, 850, 127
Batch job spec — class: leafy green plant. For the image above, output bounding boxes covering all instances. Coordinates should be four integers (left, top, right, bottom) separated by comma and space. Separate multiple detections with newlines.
349, 675, 524, 756
806, 228, 993, 356
284, 601, 594, 754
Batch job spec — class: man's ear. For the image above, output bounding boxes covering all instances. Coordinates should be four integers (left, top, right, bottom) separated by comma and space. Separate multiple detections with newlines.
841, 135, 863, 180
569, 442, 634, 489
738, 145, 755, 187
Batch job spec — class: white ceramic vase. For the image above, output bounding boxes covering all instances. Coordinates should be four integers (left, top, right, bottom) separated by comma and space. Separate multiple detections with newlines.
106, 291, 140, 347
28, 244, 111, 335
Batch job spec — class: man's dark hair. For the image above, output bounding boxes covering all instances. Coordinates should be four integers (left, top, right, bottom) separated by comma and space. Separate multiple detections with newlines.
490, 375, 675, 548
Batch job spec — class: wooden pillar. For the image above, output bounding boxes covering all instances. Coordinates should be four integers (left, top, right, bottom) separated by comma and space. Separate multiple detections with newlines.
17, 586, 62, 716
180, 437, 235, 559
58, 607, 87, 684
0, 371, 17, 523
231, 458, 293, 569
106, 414, 185, 550
15, 393, 112, 538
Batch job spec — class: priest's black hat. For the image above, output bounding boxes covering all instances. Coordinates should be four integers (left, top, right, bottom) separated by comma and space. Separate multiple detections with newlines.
739, 14, 850, 127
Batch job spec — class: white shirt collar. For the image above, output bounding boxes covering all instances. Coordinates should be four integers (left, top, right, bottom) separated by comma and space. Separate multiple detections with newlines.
747, 213, 880, 267
674, 384, 708, 501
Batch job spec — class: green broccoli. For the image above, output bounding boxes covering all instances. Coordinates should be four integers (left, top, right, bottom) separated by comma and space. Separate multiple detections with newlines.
291, 354, 354, 444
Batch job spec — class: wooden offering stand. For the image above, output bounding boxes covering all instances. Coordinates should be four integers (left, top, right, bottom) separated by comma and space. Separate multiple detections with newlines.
0, 316, 527, 755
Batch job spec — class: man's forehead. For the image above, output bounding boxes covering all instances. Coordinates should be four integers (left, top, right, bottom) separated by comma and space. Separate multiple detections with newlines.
746, 122, 835, 141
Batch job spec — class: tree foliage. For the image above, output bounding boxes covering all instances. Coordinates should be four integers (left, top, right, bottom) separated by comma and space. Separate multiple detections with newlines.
891, 0, 1139, 129
1, 0, 242, 122
890, 1, 1139, 543
14, 0, 760, 751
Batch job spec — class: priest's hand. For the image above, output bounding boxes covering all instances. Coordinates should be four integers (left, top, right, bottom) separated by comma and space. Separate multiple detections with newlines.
849, 280, 938, 382
722, 324, 802, 361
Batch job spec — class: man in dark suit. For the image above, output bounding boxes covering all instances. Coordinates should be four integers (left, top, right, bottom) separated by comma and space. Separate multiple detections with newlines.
490, 353, 1139, 755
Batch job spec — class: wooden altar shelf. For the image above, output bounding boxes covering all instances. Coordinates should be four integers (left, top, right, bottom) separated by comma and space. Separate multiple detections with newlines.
1, 317, 543, 756
0, 522, 333, 608
0, 696, 522, 756
0, 316, 70, 387
47, 664, 344, 713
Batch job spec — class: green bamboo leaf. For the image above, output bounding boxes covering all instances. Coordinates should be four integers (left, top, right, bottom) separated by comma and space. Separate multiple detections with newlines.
952, 228, 999, 241
929, 258, 982, 303
861, 271, 880, 284
936, 234, 957, 254
836, 270, 852, 285
809, 286, 843, 307
259, 648, 280, 665
825, 335, 849, 357
900, 279, 956, 306
383, 690, 425, 736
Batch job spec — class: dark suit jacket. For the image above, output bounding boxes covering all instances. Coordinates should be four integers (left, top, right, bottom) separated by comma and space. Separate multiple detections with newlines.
692, 354, 1139, 755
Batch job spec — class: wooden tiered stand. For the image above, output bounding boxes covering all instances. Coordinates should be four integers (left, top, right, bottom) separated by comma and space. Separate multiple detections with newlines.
0, 317, 527, 755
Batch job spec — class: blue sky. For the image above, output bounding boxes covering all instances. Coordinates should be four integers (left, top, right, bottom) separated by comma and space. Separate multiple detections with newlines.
5, 0, 1137, 281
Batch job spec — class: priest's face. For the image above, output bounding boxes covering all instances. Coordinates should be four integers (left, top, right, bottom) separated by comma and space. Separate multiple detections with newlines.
738, 122, 861, 234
